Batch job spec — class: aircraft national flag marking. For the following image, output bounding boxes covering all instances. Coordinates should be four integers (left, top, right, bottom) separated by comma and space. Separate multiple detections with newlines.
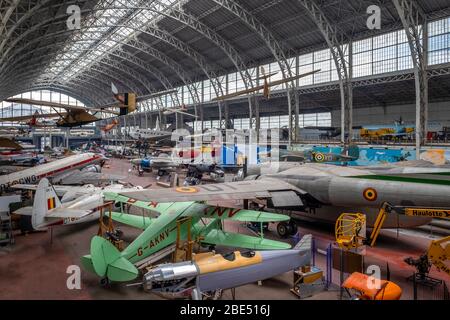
363, 188, 378, 202
47, 197, 56, 210
175, 186, 199, 193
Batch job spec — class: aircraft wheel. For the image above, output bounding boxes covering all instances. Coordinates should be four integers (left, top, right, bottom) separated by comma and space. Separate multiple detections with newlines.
288, 220, 298, 235
100, 277, 110, 287
202, 289, 223, 300
277, 222, 290, 238
157, 170, 165, 177
213, 289, 223, 300
115, 228, 124, 238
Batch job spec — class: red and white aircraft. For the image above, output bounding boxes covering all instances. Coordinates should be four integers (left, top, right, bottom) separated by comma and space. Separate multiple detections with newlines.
0, 152, 119, 194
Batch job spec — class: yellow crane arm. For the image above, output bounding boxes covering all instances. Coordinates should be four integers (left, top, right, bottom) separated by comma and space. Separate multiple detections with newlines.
368, 202, 450, 247
338, 203, 450, 277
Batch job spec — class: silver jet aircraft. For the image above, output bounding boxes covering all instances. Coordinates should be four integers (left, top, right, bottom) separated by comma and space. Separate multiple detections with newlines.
119, 161, 450, 228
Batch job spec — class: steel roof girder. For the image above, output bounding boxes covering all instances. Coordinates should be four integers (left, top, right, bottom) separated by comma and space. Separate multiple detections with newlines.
211, 0, 301, 140
392, 0, 428, 151
1, 73, 110, 105
297, 0, 353, 144
164, 0, 254, 90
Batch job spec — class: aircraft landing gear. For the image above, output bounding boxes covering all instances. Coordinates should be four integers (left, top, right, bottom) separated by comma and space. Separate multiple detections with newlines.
277, 220, 298, 238
100, 277, 110, 287
248, 222, 269, 233
202, 289, 223, 300
157, 170, 166, 177
289, 219, 298, 234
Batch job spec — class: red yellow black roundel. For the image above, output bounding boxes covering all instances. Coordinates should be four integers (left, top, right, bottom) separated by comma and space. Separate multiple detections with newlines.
363, 188, 378, 201
176, 187, 199, 193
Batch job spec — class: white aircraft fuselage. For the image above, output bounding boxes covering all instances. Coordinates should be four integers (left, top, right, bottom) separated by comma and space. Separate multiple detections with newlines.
0, 152, 104, 194
129, 128, 172, 141
33, 184, 144, 229
41, 193, 104, 228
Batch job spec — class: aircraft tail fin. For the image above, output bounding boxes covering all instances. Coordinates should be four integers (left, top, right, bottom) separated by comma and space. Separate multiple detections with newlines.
293, 234, 312, 252
82, 236, 138, 282
32, 178, 62, 229
118, 93, 137, 116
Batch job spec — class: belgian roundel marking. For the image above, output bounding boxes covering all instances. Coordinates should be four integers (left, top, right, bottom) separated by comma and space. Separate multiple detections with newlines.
363, 188, 378, 201
175, 187, 199, 193
314, 152, 325, 162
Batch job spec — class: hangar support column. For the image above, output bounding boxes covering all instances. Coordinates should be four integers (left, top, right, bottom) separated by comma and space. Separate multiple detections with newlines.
213, 0, 300, 143
298, 0, 353, 146
199, 105, 204, 132
158, 110, 166, 130
219, 101, 233, 129
250, 95, 260, 132
144, 107, 149, 129
393, 0, 428, 157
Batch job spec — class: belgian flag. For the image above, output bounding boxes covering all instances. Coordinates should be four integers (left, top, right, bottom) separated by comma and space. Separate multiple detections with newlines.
47, 197, 56, 210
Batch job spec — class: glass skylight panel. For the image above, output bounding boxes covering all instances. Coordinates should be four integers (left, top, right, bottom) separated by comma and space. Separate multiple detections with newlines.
36, 0, 175, 89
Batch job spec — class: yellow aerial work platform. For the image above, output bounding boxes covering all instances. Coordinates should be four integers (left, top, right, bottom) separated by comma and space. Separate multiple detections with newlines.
335, 213, 366, 250
336, 202, 450, 277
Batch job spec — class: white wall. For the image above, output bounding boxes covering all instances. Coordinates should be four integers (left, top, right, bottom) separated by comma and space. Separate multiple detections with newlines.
332, 101, 450, 131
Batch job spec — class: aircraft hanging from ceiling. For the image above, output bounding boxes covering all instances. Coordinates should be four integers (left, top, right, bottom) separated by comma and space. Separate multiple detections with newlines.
3, 98, 119, 127
101, 118, 119, 133
0, 110, 62, 128
161, 104, 198, 118
2, 84, 177, 127
212, 67, 321, 101
109, 83, 177, 116
0, 137, 24, 150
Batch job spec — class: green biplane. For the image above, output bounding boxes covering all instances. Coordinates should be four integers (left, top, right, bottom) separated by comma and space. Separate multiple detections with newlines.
81, 191, 292, 283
